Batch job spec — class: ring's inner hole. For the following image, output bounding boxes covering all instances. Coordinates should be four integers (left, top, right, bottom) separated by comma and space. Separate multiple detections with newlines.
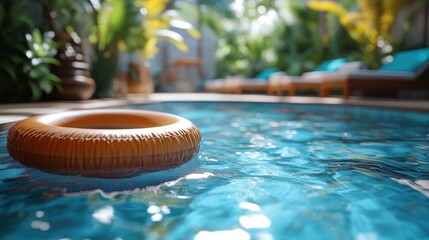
49, 113, 176, 129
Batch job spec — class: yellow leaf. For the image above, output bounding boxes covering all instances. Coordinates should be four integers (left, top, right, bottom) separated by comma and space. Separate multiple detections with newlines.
118, 41, 127, 52
138, 0, 169, 17
307, 0, 347, 18
142, 37, 159, 58
187, 28, 201, 39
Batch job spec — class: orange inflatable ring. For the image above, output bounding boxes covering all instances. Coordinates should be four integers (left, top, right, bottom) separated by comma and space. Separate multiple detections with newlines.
7, 109, 201, 178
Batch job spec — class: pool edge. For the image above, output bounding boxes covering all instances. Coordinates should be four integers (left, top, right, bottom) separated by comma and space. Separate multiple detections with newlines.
2, 93, 429, 130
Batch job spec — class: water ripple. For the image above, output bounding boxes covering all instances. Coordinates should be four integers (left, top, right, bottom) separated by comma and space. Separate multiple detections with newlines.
1, 102, 429, 239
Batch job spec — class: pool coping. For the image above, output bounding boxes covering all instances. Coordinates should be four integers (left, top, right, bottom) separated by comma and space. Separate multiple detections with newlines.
1, 93, 429, 130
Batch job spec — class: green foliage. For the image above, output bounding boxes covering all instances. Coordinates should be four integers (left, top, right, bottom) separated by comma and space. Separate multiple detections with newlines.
275, 2, 359, 75
204, 0, 393, 78
92, 0, 199, 57
204, 0, 358, 78
215, 31, 277, 77
90, 0, 200, 97
0, 1, 60, 103
274, 3, 324, 75
89, 0, 144, 98
96, 0, 142, 54
0, 1, 31, 96
308, 0, 406, 69
24, 29, 61, 101
205, 1, 280, 78
43, 0, 94, 39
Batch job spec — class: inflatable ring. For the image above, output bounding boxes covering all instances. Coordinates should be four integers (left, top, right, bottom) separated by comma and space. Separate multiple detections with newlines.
7, 109, 201, 178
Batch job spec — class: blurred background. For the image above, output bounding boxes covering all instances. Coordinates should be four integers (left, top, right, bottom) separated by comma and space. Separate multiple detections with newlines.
0, 0, 428, 102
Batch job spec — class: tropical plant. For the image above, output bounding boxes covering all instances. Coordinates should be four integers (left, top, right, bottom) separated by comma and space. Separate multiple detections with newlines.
203, 0, 357, 77
274, 1, 361, 75
202, 0, 281, 78
0, 1, 31, 102
90, 0, 200, 97
0, 0, 60, 102
23, 29, 60, 101
94, 0, 200, 58
274, 1, 327, 75
308, 0, 406, 68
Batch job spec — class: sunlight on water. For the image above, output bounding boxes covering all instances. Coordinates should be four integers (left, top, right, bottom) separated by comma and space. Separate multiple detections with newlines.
195, 228, 251, 240
92, 205, 114, 225
1, 102, 429, 239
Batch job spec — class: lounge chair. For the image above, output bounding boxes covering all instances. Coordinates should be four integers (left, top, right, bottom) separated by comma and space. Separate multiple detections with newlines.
320, 48, 429, 98
203, 76, 246, 93
268, 58, 357, 96
204, 68, 278, 94
204, 78, 226, 92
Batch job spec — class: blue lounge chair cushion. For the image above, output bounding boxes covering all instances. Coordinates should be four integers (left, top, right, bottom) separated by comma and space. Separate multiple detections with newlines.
314, 58, 346, 72
379, 48, 429, 73
255, 68, 278, 81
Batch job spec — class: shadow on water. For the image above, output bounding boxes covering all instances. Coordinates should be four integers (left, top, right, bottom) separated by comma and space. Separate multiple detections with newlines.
1, 154, 199, 197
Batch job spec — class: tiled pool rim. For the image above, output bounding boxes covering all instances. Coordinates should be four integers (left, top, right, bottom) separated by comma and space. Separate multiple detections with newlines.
1, 93, 429, 130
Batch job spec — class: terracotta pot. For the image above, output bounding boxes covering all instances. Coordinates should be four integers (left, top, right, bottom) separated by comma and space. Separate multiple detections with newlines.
127, 62, 154, 94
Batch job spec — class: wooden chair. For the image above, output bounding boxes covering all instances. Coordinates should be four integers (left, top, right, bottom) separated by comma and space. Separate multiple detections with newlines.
268, 59, 364, 96
320, 48, 429, 98
126, 62, 154, 94
205, 69, 278, 94
205, 77, 268, 94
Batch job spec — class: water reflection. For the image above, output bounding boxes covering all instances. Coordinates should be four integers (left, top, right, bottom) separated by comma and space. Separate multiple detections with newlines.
9, 156, 199, 196
2, 102, 429, 239
239, 202, 261, 212
92, 205, 114, 224
195, 229, 250, 240
393, 178, 429, 198
239, 214, 271, 229
31, 220, 50, 231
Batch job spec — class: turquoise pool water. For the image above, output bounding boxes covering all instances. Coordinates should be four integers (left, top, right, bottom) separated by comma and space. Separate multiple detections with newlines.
1, 102, 429, 239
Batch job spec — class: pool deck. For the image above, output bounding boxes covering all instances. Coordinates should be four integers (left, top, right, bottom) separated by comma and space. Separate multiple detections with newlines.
1, 93, 429, 130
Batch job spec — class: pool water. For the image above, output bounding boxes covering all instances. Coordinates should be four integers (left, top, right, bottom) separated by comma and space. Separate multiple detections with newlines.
1, 102, 429, 239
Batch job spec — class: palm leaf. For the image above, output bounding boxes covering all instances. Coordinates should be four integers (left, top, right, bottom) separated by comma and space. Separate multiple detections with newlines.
97, 0, 127, 51
169, 19, 201, 39
156, 29, 188, 52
